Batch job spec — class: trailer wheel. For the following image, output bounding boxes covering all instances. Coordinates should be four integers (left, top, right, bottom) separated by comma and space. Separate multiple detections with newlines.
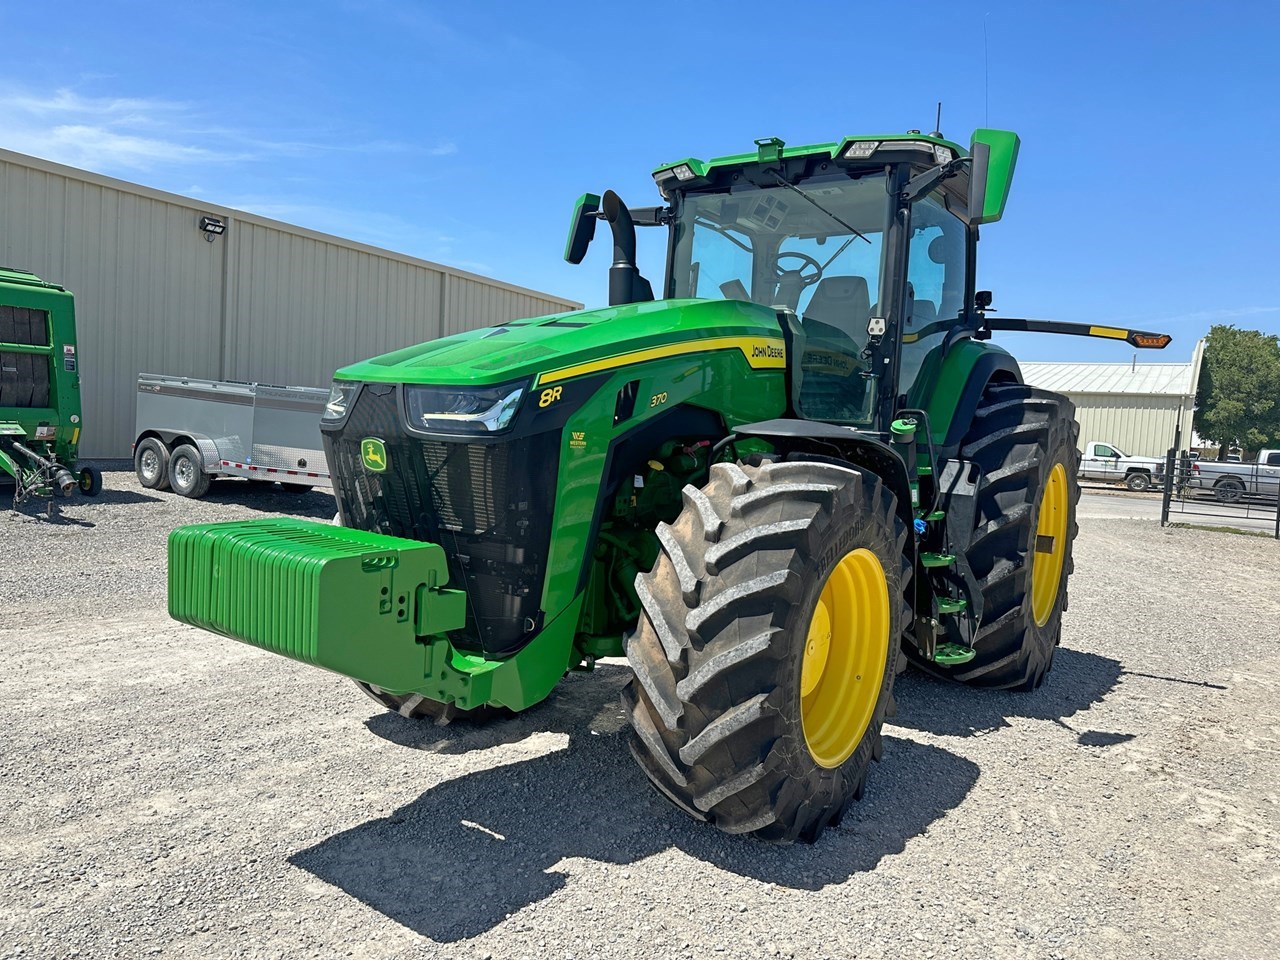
1124, 472, 1151, 492
353, 681, 508, 725
913, 383, 1080, 691
624, 459, 909, 843
134, 438, 170, 490
77, 466, 102, 497
168, 444, 211, 499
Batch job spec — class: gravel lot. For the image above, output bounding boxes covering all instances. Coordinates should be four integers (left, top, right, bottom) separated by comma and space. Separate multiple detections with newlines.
2, 471, 1278, 960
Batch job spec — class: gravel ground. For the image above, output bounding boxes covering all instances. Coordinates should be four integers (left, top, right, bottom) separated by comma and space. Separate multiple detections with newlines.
1, 471, 1278, 960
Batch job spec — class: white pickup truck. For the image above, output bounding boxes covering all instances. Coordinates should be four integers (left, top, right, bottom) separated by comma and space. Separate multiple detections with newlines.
1078, 441, 1166, 491
1191, 449, 1280, 502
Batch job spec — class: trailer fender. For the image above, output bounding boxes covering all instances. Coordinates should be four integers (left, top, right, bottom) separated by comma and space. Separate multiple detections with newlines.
147, 431, 221, 471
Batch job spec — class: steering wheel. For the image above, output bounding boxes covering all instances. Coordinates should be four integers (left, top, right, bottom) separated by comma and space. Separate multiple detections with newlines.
773, 251, 824, 287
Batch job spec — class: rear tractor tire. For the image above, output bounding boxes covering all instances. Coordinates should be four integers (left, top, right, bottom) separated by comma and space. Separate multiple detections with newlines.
624, 459, 910, 843
353, 681, 509, 725
912, 383, 1080, 691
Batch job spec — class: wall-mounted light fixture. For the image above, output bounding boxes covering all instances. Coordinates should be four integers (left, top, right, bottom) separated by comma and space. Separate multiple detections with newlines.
199, 215, 226, 242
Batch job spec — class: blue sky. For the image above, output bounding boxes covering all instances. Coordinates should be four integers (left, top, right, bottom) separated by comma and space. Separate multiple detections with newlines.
2, 0, 1277, 364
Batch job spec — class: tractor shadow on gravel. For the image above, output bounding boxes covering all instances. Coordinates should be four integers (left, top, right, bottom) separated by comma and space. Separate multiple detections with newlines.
292, 666, 979, 943
891, 647, 1127, 741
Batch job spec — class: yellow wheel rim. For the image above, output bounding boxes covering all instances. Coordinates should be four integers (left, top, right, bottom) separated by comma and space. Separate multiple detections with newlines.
1031, 462, 1069, 627
800, 547, 890, 769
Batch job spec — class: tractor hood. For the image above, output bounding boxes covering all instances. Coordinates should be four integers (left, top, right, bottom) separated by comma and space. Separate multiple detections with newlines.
333, 298, 786, 387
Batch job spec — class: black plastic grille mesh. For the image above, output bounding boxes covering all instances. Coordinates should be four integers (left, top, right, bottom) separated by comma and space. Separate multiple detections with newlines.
325, 384, 559, 658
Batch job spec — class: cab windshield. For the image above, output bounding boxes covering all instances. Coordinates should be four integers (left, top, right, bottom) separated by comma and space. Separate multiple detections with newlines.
668, 170, 891, 424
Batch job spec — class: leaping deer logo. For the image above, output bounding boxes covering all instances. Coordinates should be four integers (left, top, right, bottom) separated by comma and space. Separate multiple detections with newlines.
361, 438, 388, 473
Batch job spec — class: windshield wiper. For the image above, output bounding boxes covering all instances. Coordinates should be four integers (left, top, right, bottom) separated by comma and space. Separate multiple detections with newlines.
766, 170, 871, 245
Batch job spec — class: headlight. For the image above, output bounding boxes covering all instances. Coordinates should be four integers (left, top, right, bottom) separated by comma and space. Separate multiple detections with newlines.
323, 381, 357, 421
406, 381, 527, 434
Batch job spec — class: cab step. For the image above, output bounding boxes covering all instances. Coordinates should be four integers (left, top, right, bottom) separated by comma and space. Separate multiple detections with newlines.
934, 641, 976, 665
920, 552, 956, 568
936, 597, 968, 614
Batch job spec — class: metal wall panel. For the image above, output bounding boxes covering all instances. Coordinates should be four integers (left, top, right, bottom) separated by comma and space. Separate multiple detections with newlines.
1067, 393, 1185, 458
0, 160, 224, 458
0, 149, 580, 457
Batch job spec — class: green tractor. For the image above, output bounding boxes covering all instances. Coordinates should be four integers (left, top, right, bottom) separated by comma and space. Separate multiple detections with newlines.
169, 128, 1169, 841
0, 267, 102, 507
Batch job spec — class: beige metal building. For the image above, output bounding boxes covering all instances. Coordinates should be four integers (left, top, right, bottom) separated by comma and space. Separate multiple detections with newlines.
0, 148, 580, 457
1021, 340, 1205, 458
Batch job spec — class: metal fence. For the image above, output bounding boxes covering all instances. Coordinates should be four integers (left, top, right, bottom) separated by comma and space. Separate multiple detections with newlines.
1160, 451, 1280, 538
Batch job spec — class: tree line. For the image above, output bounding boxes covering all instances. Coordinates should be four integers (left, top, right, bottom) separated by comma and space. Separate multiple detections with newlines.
1194, 325, 1280, 456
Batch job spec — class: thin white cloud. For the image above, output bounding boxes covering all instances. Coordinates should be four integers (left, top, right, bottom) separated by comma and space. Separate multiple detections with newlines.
14, 124, 231, 168
0, 85, 458, 174
2, 88, 189, 120
0, 86, 234, 172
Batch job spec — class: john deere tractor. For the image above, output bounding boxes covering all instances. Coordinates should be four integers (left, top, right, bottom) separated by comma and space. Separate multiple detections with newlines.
169, 128, 1169, 842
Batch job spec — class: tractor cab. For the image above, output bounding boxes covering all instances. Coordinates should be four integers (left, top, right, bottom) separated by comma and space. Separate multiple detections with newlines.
567, 130, 1021, 439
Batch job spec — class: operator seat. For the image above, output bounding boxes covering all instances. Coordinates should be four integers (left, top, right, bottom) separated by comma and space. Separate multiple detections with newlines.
802, 276, 871, 343
798, 276, 873, 422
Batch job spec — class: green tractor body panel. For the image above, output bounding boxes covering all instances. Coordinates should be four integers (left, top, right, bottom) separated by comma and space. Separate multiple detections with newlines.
333, 298, 788, 388
0, 268, 90, 496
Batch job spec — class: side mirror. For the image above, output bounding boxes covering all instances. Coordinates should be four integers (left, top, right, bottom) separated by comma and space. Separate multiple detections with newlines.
966, 129, 1020, 225
564, 192, 600, 264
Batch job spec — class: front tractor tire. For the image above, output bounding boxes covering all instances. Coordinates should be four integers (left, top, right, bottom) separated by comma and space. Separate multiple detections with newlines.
624, 459, 910, 843
914, 383, 1080, 690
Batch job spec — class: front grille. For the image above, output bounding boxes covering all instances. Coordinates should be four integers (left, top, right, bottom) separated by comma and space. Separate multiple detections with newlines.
325, 384, 559, 658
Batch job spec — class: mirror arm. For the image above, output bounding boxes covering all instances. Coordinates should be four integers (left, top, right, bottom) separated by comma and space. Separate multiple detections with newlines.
591, 206, 671, 227
900, 157, 970, 204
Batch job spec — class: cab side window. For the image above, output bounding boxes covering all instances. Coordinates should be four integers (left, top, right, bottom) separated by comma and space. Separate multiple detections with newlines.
901, 193, 966, 401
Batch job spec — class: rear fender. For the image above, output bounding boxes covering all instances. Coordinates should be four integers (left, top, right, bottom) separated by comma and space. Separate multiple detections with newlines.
919, 339, 1022, 456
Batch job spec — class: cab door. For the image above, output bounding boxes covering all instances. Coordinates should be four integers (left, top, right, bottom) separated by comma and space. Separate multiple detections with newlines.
1081, 443, 1118, 481
1259, 451, 1280, 498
